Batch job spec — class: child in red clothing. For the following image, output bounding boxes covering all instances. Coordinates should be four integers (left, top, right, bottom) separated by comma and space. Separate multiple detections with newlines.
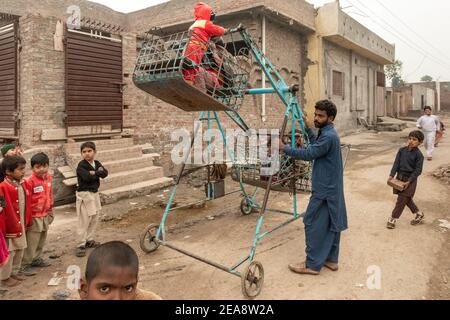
183, 2, 227, 87
22, 153, 53, 273
0, 155, 33, 288
0, 194, 9, 268
0, 234, 8, 268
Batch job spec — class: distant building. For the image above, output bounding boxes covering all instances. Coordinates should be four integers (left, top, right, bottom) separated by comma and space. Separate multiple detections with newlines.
387, 83, 436, 118
305, 2, 395, 134
406, 81, 450, 112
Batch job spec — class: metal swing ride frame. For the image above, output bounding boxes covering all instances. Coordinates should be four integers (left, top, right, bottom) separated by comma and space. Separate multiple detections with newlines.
137, 26, 344, 299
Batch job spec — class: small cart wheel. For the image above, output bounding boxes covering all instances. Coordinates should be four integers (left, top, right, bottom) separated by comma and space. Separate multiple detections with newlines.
140, 224, 160, 253
240, 198, 254, 215
241, 261, 264, 299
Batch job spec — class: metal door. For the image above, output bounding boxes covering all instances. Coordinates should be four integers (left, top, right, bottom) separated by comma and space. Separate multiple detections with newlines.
0, 18, 18, 137
65, 29, 123, 133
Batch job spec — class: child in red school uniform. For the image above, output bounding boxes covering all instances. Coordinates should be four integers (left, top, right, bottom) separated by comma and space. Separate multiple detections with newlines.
0, 193, 9, 268
21, 153, 54, 274
0, 199, 9, 295
0, 155, 33, 287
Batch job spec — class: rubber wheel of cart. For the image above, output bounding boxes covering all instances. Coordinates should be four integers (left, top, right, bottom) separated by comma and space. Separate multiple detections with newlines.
240, 198, 254, 215
241, 261, 264, 299
140, 224, 160, 253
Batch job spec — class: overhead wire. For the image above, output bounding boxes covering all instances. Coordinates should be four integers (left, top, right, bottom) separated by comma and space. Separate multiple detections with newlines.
374, 0, 450, 65
344, 0, 450, 75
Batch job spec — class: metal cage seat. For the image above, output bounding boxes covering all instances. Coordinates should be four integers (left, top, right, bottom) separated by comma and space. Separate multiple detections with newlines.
133, 30, 251, 112
231, 131, 313, 193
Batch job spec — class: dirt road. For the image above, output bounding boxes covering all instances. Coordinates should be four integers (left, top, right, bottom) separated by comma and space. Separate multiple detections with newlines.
2, 118, 449, 300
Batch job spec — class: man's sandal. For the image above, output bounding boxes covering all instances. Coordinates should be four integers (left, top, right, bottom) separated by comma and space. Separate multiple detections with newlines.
288, 262, 320, 275
323, 261, 339, 271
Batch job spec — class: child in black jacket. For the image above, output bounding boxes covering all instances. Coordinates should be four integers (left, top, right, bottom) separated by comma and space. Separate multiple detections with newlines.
75, 142, 108, 257
387, 130, 424, 229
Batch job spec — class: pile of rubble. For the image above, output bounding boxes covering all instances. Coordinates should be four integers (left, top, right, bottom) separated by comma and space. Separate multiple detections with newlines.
433, 165, 450, 184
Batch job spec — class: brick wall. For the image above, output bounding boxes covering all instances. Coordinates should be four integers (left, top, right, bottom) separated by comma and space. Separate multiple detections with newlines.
18, 14, 65, 148
127, 0, 315, 35
1, 0, 126, 27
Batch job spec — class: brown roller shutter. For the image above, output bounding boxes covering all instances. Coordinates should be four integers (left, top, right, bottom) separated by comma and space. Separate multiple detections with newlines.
332, 70, 344, 97
0, 21, 18, 135
65, 29, 123, 129
377, 71, 386, 87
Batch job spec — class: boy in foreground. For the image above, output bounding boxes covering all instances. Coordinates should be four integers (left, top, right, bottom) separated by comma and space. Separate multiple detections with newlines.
79, 241, 162, 300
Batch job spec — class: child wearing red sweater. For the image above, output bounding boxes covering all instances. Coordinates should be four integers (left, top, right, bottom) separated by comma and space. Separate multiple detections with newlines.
0, 193, 9, 268
21, 153, 54, 274
0, 155, 32, 288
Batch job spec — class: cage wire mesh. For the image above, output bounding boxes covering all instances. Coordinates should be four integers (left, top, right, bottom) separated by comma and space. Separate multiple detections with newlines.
133, 28, 252, 112
230, 130, 313, 193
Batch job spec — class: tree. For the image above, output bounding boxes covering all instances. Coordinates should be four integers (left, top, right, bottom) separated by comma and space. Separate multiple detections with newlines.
385, 59, 404, 87
420, 75, 433, 82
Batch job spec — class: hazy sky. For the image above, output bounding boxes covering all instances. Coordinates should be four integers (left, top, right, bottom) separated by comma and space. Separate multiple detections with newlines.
90, 0, 450, 82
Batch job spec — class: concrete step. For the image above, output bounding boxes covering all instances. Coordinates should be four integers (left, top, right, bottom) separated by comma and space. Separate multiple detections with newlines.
140, 143, 157, 154
102, 154, 156, 174
100, 177, 174, 205
376, 122, 407, 132
68, 146, 143, 166
100, 166, 164, 191
64, 138, 135, 153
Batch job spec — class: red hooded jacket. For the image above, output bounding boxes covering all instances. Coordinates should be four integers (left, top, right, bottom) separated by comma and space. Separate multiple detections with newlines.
26, 172, 53, 218
0, 178, 33, 238
183, 2, 226, 81
0, 208, 4, 235
190, 2, 225, 44
0, 188, 4, 234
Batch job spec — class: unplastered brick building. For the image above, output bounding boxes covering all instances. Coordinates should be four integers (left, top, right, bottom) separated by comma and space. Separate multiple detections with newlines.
0, 0, 394, 204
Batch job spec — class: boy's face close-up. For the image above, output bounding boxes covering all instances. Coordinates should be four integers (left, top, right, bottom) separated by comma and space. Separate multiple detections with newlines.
5, 148, 16, 157
408, 137, 421, 148
424, 109, 432, 116
33, 164, 49, 177
79, 266, 138, 300
81, 147, 96, 162
7, 164, 26, 181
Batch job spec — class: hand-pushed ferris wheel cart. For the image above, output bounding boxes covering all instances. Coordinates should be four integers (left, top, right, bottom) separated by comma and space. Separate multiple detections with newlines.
134, 25, 350, 299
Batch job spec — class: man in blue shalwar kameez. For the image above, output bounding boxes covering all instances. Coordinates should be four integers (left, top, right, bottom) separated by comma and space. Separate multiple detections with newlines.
279, 100, 347, 275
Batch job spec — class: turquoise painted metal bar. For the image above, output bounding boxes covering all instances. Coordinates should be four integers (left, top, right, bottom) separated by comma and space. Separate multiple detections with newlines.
257, 217, 298, 241
206, 111, 212, 199
246, 87, 289, 95
213, 111, 235, 163
157, 111, 205, 239
230, 255, 251, 272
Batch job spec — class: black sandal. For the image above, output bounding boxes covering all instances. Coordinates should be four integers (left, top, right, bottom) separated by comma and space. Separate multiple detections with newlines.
411, 212, 424, 225
85, 240, 101, 248
76, 246, 86, 257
